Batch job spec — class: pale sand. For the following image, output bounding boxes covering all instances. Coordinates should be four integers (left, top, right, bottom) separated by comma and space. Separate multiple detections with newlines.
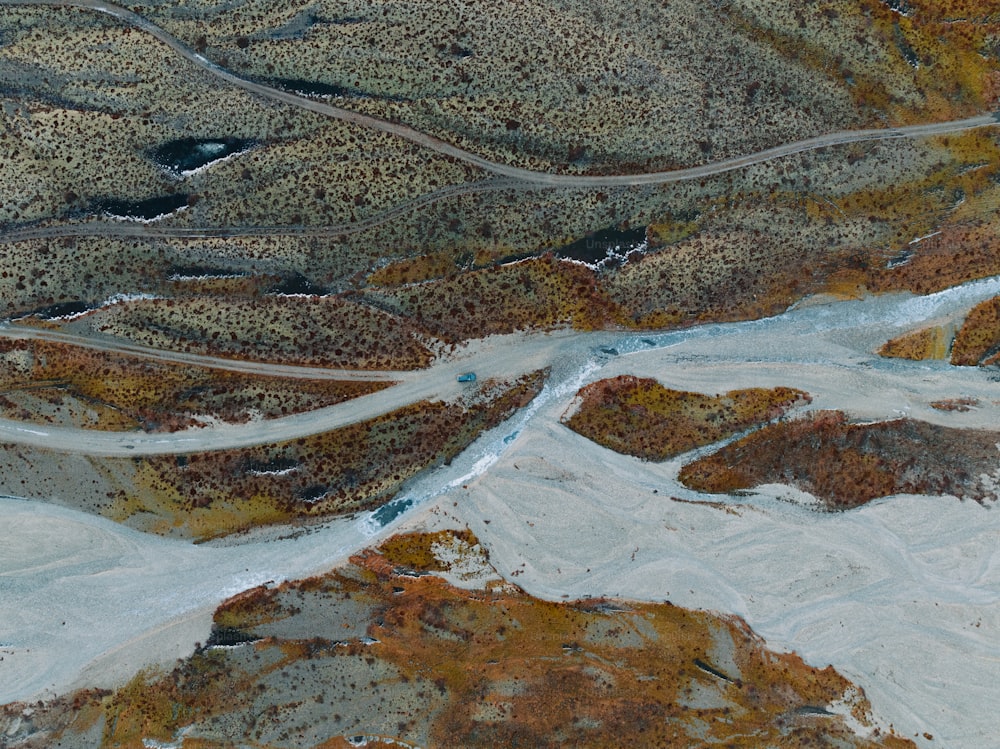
4, 278, 1000, 748
442, 366, 1000, 749
68, 607, 217, 693
0, 496, 437, 704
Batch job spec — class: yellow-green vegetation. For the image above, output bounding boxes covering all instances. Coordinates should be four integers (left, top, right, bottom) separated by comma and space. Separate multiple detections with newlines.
0, 338, 387, 431
679, 411, 1000, 509
363, 256, 620, 342
367, 250, 474, 287
376, 528, 480, 573
950, 295, 1000, 366
74, 295, 436, 369
647, 212, 701, 247
565, 376, 810, 461
2, 531, 915, 748
879, 325, 952, 361
77, 371, 542, 539
855, 131, 1000, 295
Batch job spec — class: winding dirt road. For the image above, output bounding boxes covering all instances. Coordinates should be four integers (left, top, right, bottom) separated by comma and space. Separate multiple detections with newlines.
0, 324, 412, 381
0, 0, 995, 257
0, 177, 527, 246
0, 327, 583, 456
5, 272, 1000, 458
2, 0, 997, 189
3, 0, 1000, 458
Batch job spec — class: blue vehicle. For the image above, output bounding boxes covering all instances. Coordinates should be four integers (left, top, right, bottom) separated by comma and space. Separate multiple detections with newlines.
457, 372, 477, 383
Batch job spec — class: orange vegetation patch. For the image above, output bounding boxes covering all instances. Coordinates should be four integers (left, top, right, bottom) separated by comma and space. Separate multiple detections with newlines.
950, 295, 1000, 366
377, 528, 480, 573
823, 129, 1000, 296
112, 371, 546, 539
885, 7, 1000, 119
904, 0, 1000, 18
726, 0, 1000, 125
55, 531, 913, 749
77, 295, 435, 370
679, 411, 1000, 509
367, 250, 473, 287
601, 129, 1000, 330
878, 325, 951, 361
867, 223, 1000, 297
361, 255, 620, 342
931, 397, 980, 412
0, 339, 387, 431
565, 376, 810, 461
603, 198, 1000, 337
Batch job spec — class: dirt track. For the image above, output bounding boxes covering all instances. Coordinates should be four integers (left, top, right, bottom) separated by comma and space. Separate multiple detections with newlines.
0, 327, 584, 455
3, 0, 996, 189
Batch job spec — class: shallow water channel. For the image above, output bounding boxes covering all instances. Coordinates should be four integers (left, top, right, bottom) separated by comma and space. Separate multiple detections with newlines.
2, 278, 1000, 748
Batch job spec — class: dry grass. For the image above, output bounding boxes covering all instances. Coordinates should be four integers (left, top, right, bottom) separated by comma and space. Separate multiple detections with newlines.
0, 338, 387, 431
679, 411, 1000, 509
362, 256, 620, 342
565, 376, 810, 461
108, 371, 546, 539
867, 223, 1000, 297
0, 5, 480, 228
732, 0, 1000, 122
950, 295, 1000, 366
604, 223, 856, 327
6, 0, 1000, 352
74, 295, 436, 370
878, 326, 951, 361
140, 0, 1000, 174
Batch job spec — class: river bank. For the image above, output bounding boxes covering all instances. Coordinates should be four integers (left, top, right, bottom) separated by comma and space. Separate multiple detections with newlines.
3, 279, 1000, 747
